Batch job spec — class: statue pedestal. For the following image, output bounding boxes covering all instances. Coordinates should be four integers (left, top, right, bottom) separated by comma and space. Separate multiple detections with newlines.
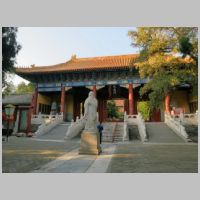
79, 131, 101, 155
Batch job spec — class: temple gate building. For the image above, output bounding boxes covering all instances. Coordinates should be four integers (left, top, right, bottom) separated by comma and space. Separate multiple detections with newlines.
15, 54, 197, 122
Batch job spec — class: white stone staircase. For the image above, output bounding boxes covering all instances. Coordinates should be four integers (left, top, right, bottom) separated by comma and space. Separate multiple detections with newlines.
102, 122, 124, 143
113, 123, 124, 142
102, 122, 116, 142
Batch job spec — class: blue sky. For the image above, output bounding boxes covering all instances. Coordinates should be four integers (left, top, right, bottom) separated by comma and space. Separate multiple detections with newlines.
13, 27, 138, 84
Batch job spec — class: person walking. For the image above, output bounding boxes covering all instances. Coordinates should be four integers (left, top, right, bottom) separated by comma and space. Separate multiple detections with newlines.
97, 122, 103, 144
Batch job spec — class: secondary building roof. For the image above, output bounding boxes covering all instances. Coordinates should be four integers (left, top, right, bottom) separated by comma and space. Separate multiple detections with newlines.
15, 54, 138, 74
2, 94, 33, 105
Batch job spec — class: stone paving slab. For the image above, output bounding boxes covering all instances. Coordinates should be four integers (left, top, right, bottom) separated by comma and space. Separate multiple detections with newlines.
107, 142, 198, 173
2, 136, 80, 173
33, 143, 116, 173
32, 148, 96, 173
86, 144, 116, 173
2, 133, 198, 173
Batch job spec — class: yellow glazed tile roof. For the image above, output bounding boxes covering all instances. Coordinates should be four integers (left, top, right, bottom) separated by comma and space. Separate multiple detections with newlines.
16, 54, 138, 74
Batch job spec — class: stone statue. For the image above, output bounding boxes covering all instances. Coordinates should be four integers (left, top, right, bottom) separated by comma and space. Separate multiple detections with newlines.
65, 91, 97, 140
79, 91, 101, 155
65, 91, 101, 155
83, 91, 98, 132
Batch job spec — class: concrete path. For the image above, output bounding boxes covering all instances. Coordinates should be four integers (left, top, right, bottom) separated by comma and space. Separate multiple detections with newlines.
32, 143, 116, 173
146, 122, 185, 143
36, 123, 70, 140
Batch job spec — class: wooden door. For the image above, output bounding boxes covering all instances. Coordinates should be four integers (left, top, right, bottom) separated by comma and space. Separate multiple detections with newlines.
18, 109, 28, 132
150, 109, 161, 122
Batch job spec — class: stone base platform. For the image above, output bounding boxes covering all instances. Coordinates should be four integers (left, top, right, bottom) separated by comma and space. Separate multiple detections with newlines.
79, 131, 101, 155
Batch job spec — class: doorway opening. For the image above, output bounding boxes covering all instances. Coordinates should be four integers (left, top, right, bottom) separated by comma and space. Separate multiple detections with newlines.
106, 99, 125, 122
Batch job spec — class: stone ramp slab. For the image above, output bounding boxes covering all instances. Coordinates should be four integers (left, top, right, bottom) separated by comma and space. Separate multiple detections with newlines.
36, 123, 70, 140
146, 122, 185, 143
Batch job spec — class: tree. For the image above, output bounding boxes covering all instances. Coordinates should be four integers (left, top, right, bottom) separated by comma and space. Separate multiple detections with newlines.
107, 100, 119, 118
15, 82, 34, 94
128, 27, 198, 109
138, 101, 151, 121
2, 27, 21, 87
2, 81, 16, 97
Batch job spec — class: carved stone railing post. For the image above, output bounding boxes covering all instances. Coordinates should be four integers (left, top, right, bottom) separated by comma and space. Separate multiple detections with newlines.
137, 112, 147, 142
123, 111, 128, 142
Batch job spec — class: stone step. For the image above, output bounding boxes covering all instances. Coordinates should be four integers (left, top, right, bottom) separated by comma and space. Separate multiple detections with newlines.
101, 122, 124, 143
115, 131, 123, 134
128, 125, 140, 141
115, 127, 124, 130
114, 137, 123, 139
113, 123, 124, 142
59, 123, 70, 126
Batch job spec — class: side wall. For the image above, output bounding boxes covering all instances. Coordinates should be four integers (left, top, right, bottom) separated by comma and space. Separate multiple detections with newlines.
37, 93, 51, 114
170, 90, 190, 113
37, 93, 51, 113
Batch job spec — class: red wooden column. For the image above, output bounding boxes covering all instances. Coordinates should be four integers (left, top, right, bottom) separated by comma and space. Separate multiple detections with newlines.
33, 87, 38, 114
93, 85, 97, 97
60, 86, 65, 114
103, 100, 107, 121
165, 94, 170, 114
128, 83, 134, 115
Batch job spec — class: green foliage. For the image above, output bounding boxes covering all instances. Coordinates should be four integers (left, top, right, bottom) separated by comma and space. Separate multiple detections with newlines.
107, 100, 119, 118
2, 27, 21, 87
15, 82, 35, 94
128, 27, 198, 109
2, 81, 34, 97
138, 101, 151, 121
2, 81, 16, 97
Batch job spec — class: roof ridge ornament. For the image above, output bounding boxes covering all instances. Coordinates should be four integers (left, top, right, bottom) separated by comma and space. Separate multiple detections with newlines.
70, 54, 77, 61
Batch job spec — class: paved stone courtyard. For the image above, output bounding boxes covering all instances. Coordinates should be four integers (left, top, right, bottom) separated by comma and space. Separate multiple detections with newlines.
2, 136, 80, 173
2, 136, 198, 173
107, 142, 198, 173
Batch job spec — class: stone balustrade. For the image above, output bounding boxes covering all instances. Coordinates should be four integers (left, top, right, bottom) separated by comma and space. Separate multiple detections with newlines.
165, 112, 189, 142
172, 112, 198, 126
31, 113, 56, 125
124, 112, 147, 142
65, 116, 85, 139
65, 112, 99, 139
137, 112, 148, 142
33, 113, 63, 136
123, 112, 129, 141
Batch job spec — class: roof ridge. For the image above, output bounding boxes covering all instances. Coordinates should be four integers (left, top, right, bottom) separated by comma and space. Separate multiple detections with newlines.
15, 53, 138, 68
75, 53, 138, 61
